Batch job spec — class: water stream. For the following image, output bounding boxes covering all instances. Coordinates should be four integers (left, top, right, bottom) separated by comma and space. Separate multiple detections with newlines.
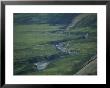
33, 42, 69, 71
33, 39, 81, 71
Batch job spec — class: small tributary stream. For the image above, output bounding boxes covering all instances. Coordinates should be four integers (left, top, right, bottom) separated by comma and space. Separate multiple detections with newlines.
33, 39, 80, 71
33, 42, 70, 71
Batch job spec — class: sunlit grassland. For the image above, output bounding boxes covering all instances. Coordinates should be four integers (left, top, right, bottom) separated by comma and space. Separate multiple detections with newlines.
14, 24, 64, 74
14, 24, 64, 60
14, 23, 97, 75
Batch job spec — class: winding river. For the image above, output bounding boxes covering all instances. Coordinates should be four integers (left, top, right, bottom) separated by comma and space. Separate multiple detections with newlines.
33, 40, 80, 71
33, 42, 70, 71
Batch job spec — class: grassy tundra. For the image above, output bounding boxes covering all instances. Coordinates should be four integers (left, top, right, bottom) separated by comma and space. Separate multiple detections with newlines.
14, 13, 97, 75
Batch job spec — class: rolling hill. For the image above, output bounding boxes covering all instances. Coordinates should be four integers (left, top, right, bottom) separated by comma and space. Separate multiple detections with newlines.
14, 13, 97, 75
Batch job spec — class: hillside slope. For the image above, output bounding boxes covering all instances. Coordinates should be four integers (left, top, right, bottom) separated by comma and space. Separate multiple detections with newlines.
14, 13, 97, 75
75, 59, 97, 75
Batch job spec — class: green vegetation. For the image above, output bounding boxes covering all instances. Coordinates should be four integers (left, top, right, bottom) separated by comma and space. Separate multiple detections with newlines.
14, 13, 97, 75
